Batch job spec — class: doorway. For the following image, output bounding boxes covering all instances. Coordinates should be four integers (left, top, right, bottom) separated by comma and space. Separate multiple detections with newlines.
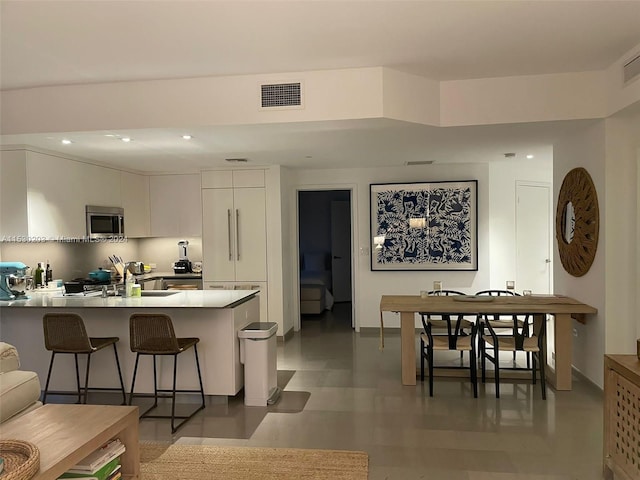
298, 190, 353, 329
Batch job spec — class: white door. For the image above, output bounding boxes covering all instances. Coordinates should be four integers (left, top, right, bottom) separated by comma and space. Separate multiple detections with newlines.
516, 183, 551, 294
234, 187, 267, 282
202, 188, 235, 281
330, 200, 352, 302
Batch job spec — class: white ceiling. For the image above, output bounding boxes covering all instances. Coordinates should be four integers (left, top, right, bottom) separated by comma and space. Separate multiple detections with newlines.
1, 1, 639, 172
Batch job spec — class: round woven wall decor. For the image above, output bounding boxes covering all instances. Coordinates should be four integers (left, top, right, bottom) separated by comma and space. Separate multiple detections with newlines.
555, 167, 599, 277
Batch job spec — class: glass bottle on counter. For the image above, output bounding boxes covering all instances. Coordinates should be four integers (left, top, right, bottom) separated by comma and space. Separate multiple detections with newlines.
45, 261, 52, 287
34, 263, 44, 288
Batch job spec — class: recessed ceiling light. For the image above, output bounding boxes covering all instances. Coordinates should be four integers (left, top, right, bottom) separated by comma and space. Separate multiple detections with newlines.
182, 135, 193, 140
61, 139, 72, 145
104, 134, 116, 137
121, 137, 132, 143
526, 154, 534, 159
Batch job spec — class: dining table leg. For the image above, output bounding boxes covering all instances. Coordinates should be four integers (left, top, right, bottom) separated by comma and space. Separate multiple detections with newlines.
549, 313, 573, 391
401, 312, 417, 386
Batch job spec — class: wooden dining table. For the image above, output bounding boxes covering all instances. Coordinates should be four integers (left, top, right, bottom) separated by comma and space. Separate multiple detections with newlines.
379, 294, 597, 391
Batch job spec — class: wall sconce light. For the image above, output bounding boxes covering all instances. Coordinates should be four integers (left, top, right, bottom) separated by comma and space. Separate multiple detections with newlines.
373, 235, 386, 250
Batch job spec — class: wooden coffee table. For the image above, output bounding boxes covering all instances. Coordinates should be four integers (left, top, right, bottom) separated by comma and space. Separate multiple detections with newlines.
0, 404, 139, 480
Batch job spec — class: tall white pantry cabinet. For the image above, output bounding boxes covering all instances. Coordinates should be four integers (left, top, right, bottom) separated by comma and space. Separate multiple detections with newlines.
201, 169, 268, 324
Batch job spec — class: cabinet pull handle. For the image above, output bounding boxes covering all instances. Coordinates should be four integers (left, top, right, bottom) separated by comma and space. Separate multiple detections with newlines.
236, 209, 240, 260
227, 209, 232, 261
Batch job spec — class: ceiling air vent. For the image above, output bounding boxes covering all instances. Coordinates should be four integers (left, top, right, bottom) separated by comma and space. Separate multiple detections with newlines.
260, 82, 303, 109
406, 161, 434, 166
623, 53, 640, 84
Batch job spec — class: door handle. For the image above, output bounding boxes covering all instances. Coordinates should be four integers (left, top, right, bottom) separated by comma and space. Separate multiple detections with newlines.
333, 256, 342, 259
227, 209, 232, 261
545, 259, 551, 263
236, 209, 240, 261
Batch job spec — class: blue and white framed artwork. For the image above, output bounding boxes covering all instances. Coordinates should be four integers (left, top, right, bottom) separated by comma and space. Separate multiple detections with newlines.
370, 180, 478, 271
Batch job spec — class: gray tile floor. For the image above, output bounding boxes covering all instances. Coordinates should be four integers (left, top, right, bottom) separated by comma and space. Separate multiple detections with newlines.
74, 303, 605, 479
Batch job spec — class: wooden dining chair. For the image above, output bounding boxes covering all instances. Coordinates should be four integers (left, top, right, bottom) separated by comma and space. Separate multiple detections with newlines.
420, 312, 478, 397
420, 290, 472, 360
480, 312, 546, 399
475, 290, 530, 367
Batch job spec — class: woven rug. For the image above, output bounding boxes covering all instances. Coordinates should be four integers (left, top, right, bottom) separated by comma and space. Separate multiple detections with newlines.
140, 442, 369, 479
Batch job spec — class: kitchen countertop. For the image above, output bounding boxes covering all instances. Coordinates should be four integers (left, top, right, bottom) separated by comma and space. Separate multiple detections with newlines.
0, 289, 256, 309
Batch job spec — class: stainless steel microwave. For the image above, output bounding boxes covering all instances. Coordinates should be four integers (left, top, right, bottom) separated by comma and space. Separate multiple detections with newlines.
86, 205, 124, 239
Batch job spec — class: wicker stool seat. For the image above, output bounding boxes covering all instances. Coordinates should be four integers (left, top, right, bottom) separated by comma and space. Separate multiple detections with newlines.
128, 313, 205, 433
42, 313, 126, 405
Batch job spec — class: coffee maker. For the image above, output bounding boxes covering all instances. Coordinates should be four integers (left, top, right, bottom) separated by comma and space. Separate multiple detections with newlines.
173, 240, 192, 274
0, 262, 29, 300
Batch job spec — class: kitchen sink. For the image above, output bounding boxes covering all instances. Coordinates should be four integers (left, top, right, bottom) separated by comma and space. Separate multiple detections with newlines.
140, 291, 180, 297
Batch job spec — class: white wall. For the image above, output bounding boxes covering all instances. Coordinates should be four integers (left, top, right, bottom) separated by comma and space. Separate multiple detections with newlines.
604, 109, 640, 356
553, 121, 607, 386
553, 106, 640, 388
488, 155, 553, 290
290, 163, 491, 331
279, 167, 295, 336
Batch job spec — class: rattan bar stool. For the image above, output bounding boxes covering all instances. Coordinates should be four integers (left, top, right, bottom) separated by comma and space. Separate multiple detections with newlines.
128, 313, 205, 433
42, 312, 127, 405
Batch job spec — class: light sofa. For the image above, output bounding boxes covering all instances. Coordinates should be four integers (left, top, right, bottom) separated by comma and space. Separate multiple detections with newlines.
0, 342, 42, 423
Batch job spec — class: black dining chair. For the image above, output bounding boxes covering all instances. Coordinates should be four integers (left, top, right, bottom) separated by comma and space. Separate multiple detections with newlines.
420, 311, 478, 397
480, 310, 546, 399
420, 290, 471, 360
474, 290, 530, 367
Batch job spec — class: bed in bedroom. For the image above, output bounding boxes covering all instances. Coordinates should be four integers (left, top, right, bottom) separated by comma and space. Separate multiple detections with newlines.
299, 252, 335, 315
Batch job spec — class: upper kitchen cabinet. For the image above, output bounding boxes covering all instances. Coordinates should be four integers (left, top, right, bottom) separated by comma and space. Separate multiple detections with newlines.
121, 172, 150, 238
149, 174, 202, 237
202, 170, 267, 282
1, 149, 121, 239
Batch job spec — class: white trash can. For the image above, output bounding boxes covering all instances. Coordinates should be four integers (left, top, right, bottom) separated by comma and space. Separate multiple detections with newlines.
238, 322, 281, 406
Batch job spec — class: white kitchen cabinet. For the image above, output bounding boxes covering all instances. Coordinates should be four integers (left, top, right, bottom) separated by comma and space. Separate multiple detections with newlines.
201, 169, 265, 189
202, 186, 266, 282
1, 149, 124, 239
80, 162, 121, 208
26, 151, 87, 238
204, 281, 268, 326
121, 172, 150, 238
149, 174, 202, 237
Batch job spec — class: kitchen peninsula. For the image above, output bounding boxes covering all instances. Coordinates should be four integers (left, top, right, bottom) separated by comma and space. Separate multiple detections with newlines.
0, 289, 260, 396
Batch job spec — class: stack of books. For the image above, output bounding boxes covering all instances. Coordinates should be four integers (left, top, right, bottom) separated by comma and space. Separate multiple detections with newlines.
58, 438, 125, 480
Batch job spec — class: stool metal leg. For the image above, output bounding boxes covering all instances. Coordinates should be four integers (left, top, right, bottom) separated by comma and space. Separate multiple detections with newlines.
194, 344, 205, 407
112, 343, 127, 405
128, 353, 141, 406
84, 353, 92, 404
171, 353, 178, 433
43, 352, 56, 404
153, 355, 159, 409
74, 353, 82, 403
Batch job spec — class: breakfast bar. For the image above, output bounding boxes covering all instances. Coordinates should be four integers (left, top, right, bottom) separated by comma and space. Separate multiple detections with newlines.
0, 289, 260, 396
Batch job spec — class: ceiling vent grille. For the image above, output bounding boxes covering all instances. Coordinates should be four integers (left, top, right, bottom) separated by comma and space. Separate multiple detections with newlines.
406, 161, 434, 166
260, 82, 303, 109
623, 53, 640, 84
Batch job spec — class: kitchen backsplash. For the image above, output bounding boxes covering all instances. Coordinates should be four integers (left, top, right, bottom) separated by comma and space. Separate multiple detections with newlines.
137, 237, 202, 272
0, 237, 202, 281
